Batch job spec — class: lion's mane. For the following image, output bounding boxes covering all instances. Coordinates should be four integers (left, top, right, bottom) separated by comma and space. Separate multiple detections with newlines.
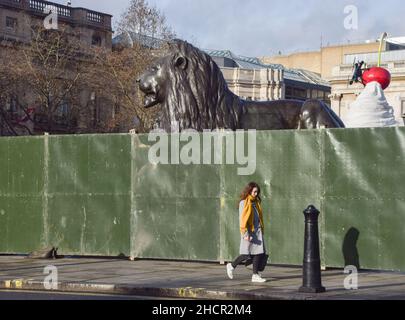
161, 40, 245, 131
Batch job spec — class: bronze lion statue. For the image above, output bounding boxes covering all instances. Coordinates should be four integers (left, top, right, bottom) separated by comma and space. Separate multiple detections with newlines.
137, 39, 345, 132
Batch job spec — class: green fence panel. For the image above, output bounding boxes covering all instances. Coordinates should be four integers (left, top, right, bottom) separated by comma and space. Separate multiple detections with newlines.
323, 127, 405, 271
0, 138, 9, 252
221, 130, 322, 265
47, 134, 131, 256
130, 133, 221, 261
0, 137, 45, 253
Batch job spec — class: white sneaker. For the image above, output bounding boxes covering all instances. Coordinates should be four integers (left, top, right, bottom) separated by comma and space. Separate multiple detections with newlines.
252, 274, 267, 283
226, 263, 234, 279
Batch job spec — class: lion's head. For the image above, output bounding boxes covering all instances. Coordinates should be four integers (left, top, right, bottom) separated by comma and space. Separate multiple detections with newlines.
137, 39, 244, 132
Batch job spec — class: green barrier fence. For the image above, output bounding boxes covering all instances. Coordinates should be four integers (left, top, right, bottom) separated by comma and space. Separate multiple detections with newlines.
0, 127, 404, 271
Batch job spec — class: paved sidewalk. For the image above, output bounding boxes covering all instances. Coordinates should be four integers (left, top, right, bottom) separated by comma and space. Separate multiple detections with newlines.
0, 256, 404, 300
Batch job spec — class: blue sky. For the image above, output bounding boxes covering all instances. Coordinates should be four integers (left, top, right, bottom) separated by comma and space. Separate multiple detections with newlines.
52, 0, 404, 57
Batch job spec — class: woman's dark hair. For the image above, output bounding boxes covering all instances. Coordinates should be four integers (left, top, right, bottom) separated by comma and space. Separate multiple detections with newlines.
238, 182, 261, 207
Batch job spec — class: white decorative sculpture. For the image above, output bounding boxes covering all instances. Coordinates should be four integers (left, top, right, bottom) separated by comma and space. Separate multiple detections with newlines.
344, 81, 399, 128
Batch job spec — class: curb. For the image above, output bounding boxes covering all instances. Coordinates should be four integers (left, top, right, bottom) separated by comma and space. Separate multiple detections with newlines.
0, 279, 312, 300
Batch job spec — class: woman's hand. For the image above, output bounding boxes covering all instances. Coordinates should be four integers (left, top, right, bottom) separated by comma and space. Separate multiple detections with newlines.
244, 235, 253, 242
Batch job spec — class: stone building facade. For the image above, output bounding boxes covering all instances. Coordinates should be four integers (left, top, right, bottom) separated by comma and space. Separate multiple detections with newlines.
0, 0, 112, 46
328, 50, 405, 125
205, 49, 331, 105
262, 39, 405, 125
260, 41, 390, 79
220, 67, 285, 101
0, 0, 113, 135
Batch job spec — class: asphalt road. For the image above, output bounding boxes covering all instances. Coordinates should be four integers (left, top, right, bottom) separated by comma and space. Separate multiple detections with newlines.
0, 290, 177, 300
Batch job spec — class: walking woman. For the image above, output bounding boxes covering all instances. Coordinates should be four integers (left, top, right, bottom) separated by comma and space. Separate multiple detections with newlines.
226, 182, 268, 283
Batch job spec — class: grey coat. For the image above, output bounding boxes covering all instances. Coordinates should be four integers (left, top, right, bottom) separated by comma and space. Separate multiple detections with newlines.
239, 200, 265, 255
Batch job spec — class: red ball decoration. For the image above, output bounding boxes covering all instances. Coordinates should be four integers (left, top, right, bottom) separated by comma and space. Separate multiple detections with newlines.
362, 67, 391, 90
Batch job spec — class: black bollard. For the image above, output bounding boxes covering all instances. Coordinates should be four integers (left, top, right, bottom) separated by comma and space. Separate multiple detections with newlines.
299, 205, 326, 293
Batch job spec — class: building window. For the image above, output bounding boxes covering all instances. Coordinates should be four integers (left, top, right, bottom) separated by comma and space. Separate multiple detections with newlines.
295, 88, 307, 99
6, 17, 17, 30
112, 103, 120, 120
285, 87, 293, 98
92, 35, 102, 46
5, 98, 18, 112
54, 101, 69, 125
93, 104, 100, 127
56, 101, 69, 117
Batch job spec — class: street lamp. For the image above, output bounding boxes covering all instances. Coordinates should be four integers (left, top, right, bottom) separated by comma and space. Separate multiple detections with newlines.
378, 32, 388, 67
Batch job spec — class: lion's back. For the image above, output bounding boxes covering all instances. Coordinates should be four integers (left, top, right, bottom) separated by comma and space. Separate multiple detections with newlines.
240, 100, 303, 130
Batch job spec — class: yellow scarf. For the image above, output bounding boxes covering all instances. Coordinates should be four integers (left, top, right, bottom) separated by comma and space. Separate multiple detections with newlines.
240, 195, 264, 235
